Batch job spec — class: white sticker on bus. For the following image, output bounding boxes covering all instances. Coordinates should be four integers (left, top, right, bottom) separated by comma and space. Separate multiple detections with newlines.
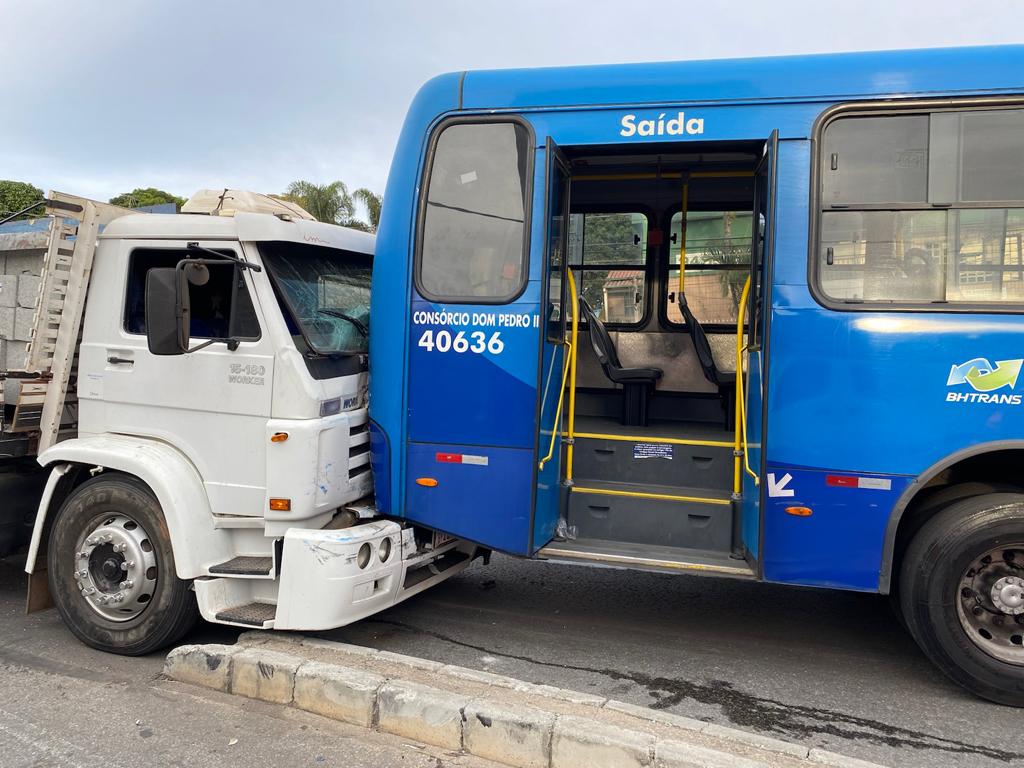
417, 329, 505, 355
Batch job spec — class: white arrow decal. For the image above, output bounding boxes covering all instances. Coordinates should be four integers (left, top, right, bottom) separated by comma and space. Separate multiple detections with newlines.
767, 472, 795, 498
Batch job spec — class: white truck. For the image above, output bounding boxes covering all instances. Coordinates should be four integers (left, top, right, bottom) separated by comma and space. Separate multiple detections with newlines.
15, 191, 476, 655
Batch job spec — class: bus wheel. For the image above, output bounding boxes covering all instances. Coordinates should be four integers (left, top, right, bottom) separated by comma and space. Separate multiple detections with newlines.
47, 473, 198, 655
899, 493, 1024, 706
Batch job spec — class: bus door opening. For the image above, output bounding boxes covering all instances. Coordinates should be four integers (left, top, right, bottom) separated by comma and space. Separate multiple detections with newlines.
538, 138, 773, 578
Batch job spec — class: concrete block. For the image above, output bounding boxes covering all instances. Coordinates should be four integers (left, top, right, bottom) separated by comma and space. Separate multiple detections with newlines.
292, 661, 384, 728
13, 307, 34, 342
17, 275, 40, 308
702, 724, 809, 759
163, 644, 236, 692
551, 715, 655, 768
230, 648, 301, 705
441, 663, 512, 685
808, 748, 888, 768
0, 307, 13, 339
0, 276, 17, 308
6, 340, 27, 371
377, 649, 446, 672
517, 680, 607, 706
655, 739, 767, 768
3, 252, 44, 277
464, 700, 554, 768
377, 680, 471, 751
604, 700, 706, 734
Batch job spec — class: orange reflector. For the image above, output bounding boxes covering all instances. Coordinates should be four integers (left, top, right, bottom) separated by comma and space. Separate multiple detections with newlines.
785, 506, 813, 517
269, 498, 291, 511
416, 478, 439, 487
270, 432, 289, 443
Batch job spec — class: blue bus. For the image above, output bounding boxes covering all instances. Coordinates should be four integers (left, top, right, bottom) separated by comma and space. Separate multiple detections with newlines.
370, 46, 1024, 706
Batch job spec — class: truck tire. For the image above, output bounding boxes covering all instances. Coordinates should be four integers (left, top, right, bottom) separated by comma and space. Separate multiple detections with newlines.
47, 473, 198, 655
899, 492, 1024, 706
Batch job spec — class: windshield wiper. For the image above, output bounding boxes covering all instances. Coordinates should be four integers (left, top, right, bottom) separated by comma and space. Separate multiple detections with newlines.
318, 308, 368, 337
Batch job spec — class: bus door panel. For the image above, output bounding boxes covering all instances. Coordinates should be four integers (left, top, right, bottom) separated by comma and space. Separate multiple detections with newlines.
404, 118, 543, 556
741, 130, 778, 560
533, 139, 572, 551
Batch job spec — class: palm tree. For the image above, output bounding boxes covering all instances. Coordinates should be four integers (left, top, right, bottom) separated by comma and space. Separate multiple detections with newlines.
353, 188, 382, 232
284, 180, 355, 225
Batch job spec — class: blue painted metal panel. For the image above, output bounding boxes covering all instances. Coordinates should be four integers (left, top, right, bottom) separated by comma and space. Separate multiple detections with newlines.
462, 46, 1024, 111
762, 465, 914, 590
406, 442, 534, 554
369, 73, 461, 514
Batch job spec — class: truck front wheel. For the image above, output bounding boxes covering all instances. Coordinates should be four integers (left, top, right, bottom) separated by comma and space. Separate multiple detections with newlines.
47, 473, 198, 655
899, 493, 1024, 706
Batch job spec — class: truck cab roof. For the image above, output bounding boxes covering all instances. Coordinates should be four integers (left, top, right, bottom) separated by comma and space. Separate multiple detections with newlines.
99, 211, 374, 255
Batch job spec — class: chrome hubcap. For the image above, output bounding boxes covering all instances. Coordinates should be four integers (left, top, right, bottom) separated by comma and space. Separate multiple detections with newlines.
74, 514, 157, 622
957, 545, 1024, 666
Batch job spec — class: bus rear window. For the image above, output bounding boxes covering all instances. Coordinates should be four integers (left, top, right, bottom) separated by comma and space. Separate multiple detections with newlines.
417, 121, 531, 303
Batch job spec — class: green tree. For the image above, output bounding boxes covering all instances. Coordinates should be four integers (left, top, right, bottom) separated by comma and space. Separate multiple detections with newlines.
353, 188, 382, 232
283, 180, 355, 226
0, 180, 45, 221
109, 188, 186, 210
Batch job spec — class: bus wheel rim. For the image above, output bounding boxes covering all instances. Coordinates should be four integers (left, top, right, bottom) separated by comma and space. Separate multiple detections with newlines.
956, 544, 1024, 666
73, 513, 158, 622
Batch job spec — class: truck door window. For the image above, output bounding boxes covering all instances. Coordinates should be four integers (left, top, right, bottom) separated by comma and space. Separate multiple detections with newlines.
124, 248, 260, 339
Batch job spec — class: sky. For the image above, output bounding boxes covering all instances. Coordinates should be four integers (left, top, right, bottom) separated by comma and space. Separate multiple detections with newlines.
2, 0, 1023, 211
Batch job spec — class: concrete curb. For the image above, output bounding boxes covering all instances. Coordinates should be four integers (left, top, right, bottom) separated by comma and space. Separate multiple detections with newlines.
164, 635, 889, 768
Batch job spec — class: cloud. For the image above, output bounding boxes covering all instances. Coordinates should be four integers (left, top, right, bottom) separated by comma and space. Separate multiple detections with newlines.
2, 0, 1021, 201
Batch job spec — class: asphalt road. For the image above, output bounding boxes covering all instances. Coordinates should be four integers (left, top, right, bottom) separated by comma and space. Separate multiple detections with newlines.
3, 549, 1022, 768
0, 554, 496, 768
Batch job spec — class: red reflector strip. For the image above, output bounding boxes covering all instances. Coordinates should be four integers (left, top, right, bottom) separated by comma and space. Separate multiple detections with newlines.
826, 474, 892, 490
826, 475, 858, 487
435, 452, 490, 466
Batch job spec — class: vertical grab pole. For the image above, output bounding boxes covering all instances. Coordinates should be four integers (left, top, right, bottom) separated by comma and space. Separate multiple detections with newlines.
733, 276, 751, 498
565, 268, 580, 484
677, 182, 689, 299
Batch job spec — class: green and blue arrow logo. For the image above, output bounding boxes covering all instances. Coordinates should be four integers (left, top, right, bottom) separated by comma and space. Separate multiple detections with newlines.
947, 358, 1023, 392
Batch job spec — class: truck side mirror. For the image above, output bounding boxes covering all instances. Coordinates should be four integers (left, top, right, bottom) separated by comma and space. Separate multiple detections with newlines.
145, 267, 190, 355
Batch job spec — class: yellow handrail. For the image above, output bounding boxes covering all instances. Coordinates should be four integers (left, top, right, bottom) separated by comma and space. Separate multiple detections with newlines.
734, 276, 759, 486
565, 268, 580, 483
538, 336, 573, 471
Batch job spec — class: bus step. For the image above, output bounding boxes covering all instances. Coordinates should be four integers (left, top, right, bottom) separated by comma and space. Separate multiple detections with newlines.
568, 482, 733, 553
538, 538, 754, 578
570, 434, 732, 491
214, 601, 277, 627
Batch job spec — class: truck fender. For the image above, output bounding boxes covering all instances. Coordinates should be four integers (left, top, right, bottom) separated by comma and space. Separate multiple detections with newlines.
25, 435, 235, 579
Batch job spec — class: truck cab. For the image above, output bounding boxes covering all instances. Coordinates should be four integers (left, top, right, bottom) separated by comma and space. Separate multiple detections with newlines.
25, 193, 475, 654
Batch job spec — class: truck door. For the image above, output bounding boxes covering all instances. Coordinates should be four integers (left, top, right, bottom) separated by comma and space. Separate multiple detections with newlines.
404, 118, 550, 555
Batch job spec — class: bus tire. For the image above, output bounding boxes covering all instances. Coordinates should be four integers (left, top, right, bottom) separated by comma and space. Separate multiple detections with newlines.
899, 492, 1024, 706
890, 481, 1020, 629
47, 473, 198, 655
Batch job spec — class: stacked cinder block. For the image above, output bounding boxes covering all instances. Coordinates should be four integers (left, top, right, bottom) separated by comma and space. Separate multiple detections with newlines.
0, 224, 48, 404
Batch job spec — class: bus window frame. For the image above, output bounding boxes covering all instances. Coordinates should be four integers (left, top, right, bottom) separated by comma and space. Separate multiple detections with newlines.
808, 96, 1024, 315
413, 114, 537, 306
566, 204, 656, 331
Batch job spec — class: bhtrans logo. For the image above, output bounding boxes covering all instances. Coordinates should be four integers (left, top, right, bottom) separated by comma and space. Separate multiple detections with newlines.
946, 357, 1024, 405
620, 112, 705, 138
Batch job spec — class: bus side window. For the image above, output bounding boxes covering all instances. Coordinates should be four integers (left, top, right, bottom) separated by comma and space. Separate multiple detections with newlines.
417, 121, 531, 304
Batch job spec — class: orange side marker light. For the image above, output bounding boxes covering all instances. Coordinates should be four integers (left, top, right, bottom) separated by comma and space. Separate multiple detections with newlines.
416, 478, 439, 487
785, 506, 813, 517
270, 432, 289, 443
269, 498, 291, 511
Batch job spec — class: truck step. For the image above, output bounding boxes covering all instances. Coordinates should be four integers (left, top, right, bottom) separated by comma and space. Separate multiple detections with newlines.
214, 601, 277, 627
208, 556, 273, 576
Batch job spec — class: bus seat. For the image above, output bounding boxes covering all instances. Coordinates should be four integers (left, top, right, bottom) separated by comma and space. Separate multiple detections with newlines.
579, 298, 662, 426
678, 292, 736, 428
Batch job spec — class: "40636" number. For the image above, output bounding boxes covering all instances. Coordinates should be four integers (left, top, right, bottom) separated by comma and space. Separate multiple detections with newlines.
417, 330, 505, 355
